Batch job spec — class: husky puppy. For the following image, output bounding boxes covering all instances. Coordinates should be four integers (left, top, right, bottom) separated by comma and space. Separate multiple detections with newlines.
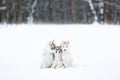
61, 41, 73, 68
51, 46, 63, 69
41, 40, 56, 69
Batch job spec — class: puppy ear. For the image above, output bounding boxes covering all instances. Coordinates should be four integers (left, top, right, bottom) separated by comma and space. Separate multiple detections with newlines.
60, 44, 62, 48
59, 45, 62, 48
67, 41, 69, 44
52, 40, 55, 43
49, 40, 53, 46
52, 40, 56, 47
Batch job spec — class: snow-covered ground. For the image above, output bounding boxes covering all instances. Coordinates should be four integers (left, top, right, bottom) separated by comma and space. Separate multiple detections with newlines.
0, 24, 120, 80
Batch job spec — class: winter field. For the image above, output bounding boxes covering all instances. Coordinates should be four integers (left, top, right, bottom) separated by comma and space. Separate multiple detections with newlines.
0, 24, 120, 80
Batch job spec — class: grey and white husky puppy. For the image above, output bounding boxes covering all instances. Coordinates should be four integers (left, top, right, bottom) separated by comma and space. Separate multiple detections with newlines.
51, 46, 64, 69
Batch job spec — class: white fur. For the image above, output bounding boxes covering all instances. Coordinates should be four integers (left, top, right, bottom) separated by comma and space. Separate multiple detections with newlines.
61, 41, 73, 68
41, 42, 55, 69
62, 52, 73, 68
51, 50, 63, 69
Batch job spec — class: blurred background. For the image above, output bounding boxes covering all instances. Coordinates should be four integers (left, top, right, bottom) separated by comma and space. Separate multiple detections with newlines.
0, 0, 120, 24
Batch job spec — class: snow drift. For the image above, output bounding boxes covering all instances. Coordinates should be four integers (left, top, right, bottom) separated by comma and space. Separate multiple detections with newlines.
0, 24, 120, 80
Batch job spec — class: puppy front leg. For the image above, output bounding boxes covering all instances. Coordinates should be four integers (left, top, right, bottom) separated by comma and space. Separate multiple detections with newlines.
51, 61, 57, 69
63, 61, 68, 68
56, 61, 64, 69
56, 65, 61, 69
56, 64, 63, 69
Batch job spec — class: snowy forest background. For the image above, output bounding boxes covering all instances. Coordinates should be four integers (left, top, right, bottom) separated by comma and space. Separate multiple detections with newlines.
0, 0, 120, 24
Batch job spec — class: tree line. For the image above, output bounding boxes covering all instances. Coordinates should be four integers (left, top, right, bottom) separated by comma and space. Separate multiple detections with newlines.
0, 0, 120, 24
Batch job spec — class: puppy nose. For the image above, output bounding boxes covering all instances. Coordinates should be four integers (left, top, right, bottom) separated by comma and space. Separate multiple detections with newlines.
64, 49, 66, 51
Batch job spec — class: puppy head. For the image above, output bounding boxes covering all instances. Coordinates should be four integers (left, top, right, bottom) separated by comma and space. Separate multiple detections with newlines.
55, 46, 62, 53
61, 41, 70, 52
55, 46, 62, 54
49, 40, 56, 50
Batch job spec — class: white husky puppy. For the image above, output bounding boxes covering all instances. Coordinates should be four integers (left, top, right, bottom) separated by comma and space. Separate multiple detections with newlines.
51, 46, 63, 69
41, 40, 56, 69
61, 41, 73, 68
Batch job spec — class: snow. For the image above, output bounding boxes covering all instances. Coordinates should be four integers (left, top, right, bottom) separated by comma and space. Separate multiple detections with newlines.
0, 24, 120, 80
